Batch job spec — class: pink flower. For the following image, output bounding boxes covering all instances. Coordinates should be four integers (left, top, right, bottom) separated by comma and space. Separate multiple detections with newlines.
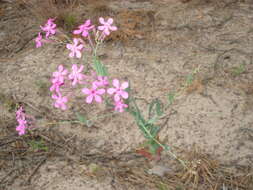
16, 106, 25, 120
82, 84, 105, 104
52, 65, 68, 84
93, 76, 109, 87
52, 93, 68, 110
49, 80, 62, 93
107, 79, 129, 102
16, 119, 27, 136
73, 19, 94, 37
40, 18, 57, 38
15, 106, 27, 136
35, 32, 43, 48
114, 100, 128, 112
98, 17, 117, 36
68, 64, 85, 86
66, 38, 84, 58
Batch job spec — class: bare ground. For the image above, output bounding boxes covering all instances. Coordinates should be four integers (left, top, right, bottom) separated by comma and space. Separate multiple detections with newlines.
0, 0, 253, 189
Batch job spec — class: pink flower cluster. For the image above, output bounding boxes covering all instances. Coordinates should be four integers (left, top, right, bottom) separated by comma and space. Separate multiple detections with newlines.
49, 64, 87, 110
72, 17, 117, 38
81, 77, 128, 113
66, 17, 117, 58
50, 65, 128, 112
44, 17, 126, 112
35, 18, 57, 48
50, 65, 69, 110
16, 106, 28, 136
108, 79, 128, 112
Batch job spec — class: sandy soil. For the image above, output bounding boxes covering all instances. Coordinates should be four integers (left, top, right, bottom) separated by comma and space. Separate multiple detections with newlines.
1, 0, 253, 189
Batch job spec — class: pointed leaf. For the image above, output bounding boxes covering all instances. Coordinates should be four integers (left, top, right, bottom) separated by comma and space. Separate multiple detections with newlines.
148, 99, 156, 119
155, 99, 163, 117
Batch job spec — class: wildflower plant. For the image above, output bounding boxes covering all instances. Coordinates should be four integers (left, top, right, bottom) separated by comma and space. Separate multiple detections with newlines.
16, 106, 27, 136
15, 106, 35, 136
32, 17, 187, 167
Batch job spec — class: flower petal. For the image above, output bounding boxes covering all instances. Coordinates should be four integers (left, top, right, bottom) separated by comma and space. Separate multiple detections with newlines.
61, 104, 67, 110
104, 29, 110, 36
54, 102, 60, 108
82, 88, 90, 95
82, 30, 89, 37
85, 19, 91, 26
97, 89, 105, 95
76, 51, 82, 58
121, 82, 129, 89
98, 26, 104, 31
121, 91, 129, 99
72, 79, 77, 86
108, 18, 113, 24
50, 85, 55, 92
73, 29, 81, 34
72, 64, 77, 71
94, 95, 102, 103
73, 38, 79, 45
112, 79, 120, 88
114, 94, 120, 102
52, 94, 58, 99
69, 52, 74, 58
62, 97, 68, 103
66, 44, 72, 50
86, 95, 93, 104
68, 73, 73, 80
78, 65, 84, 72
110, 26, 117, 31
58, 65, 63, 71
62, 69, 68, 75
51, 30, 56, 35
99, 17, 105, 24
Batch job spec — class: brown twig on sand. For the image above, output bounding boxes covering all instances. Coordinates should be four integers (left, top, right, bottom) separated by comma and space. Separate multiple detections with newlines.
25, 156, 47, 185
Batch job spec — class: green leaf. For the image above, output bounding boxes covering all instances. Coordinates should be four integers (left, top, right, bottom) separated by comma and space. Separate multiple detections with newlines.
28, 140, 48, 152
76, 113, 87, 124
148, 99, 156, 119
93, 58, 108, 76
167, 93, 175, 105
155, 99, 163, 117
